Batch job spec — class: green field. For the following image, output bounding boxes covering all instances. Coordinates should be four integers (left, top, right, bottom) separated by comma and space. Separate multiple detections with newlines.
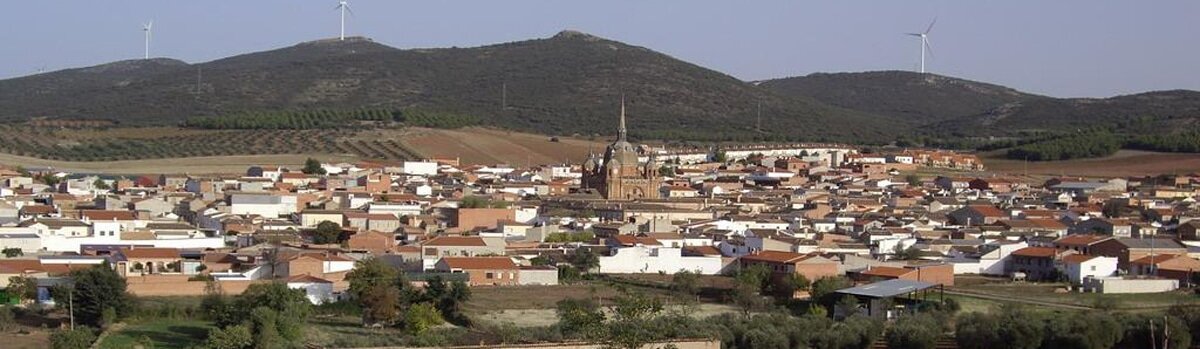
951, 276, 1200, 311
98, 319, 214, 349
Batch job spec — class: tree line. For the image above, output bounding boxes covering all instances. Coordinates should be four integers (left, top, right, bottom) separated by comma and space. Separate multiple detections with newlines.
183, 108, 481, 130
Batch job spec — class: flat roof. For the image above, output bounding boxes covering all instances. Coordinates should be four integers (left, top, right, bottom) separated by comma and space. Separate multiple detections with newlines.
835, 279, 937, 298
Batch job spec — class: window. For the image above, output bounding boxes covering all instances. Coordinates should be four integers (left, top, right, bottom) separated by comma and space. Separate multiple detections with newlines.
485, 272, 495, 279
1090, 266, 1096, 271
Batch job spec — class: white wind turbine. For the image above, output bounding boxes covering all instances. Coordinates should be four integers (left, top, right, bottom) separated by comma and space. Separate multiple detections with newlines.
336, 1, 353, 40
143, 21, 153, 59
905, 18, 936, 73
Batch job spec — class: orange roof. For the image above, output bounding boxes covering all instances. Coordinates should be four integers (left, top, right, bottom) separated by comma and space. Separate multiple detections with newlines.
0, 259, 45, 274
861, 266, 913, 278
967, 205, 1007, 217
81, 210, 137, 221
344, 212, 399, 221
1011, 247, 1058, 258
439, 257, 517, 270
119, 247, 180, 259
422, 236, 487, 247
286, 274, 333, 283
1055, 234, 1110, 247
611, 235, 662, 246
740, 250, 820, 264
1130, 254, 1183, 266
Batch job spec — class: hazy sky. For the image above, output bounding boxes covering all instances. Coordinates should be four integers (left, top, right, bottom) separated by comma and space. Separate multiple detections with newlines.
2, 1, 1197, 97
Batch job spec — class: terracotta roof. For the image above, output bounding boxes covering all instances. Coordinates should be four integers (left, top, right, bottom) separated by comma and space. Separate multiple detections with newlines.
1011, 247, 1058, 258
611, 235, 662, 246
423, 236, 487, 247
1054, 234, 1110, 247
861, 266, 913, 278
286, 274, 333, 283
20, 205, 56, 214
967, 205, 1007, 217
740, 250, 821, 264
81, 210, 137, 221
0, 259, 45, 274
344, 212, 399, 221
682, 245, 722, 256
439, 257, 517, 270
120, 247, 181, 259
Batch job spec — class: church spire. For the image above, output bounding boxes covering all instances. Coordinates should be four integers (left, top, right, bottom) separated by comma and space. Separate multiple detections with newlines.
618, 95, 628, 142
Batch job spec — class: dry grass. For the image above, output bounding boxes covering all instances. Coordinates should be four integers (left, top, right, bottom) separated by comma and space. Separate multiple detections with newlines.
0, 153, 359, 175
397, 127, 607, 165
984, 150, 1200, 178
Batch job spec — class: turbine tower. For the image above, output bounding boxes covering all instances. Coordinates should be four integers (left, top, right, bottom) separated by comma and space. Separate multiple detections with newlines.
336, 1, 353, 40
905, 18, 936, 73
143, 21, 153, 59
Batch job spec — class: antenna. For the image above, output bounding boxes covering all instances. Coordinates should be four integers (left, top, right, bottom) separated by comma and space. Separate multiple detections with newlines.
143, 21, 153, 59
904, 18, 936, 73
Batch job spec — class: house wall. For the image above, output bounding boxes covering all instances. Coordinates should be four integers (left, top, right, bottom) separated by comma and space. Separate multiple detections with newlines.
125, 274, 264, 296
1082, 278, 1179, 294
287, 282, 335, 304
518, 269, 560, 286
792, 260, 841, 282
456, 208, 516, 229
598, 246, 723, 275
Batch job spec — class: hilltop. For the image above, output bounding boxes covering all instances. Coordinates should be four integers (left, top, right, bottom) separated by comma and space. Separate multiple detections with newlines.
760, 71, 1200, 138
0, 32, 891, 143
1, 33, 1198, 147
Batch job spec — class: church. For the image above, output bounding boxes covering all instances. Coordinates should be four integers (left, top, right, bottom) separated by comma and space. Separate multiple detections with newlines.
581, 100, 662, 200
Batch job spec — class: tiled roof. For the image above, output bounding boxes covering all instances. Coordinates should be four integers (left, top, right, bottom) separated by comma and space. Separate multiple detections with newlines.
120, 247, 181, 259
423, 236, 487, 247
439, 257, 517, 270
740, 250, 819, 264
861, 266, 913, 278
1011, 247, 1058, 258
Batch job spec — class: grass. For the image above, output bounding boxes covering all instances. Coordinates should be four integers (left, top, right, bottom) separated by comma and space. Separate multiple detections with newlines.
98, 319, 214, 349
952, 276, 1200, 310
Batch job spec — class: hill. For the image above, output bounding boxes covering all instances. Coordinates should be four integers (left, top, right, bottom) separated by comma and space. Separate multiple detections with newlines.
0, 32, 894, 143
760, 71, 1200, 138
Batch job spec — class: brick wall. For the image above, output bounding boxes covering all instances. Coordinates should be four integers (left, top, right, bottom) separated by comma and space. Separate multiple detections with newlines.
125, 274, 264, 296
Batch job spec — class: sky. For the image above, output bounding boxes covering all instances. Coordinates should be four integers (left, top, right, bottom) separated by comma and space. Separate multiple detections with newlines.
1, 1, 1197, 98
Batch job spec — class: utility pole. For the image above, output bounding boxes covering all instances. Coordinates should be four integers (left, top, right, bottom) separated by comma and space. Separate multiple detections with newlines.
756, 100, 762, 132
69, 286, 75, 330
502, 82, 508, 110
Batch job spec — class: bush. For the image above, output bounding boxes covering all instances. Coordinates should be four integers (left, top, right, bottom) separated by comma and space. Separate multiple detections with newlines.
886, 314, 944, 349
50, 327, 97, 349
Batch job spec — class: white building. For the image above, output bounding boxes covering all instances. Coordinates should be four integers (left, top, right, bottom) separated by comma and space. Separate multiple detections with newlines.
403, 161, 439, 176
230, 193, 297, 218
598, 245, 723, 275
286, 275, 336, 304
1061, 254, 1119, 286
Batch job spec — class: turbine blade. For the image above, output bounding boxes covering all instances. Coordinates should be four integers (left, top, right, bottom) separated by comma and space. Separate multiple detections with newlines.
924, 39, 934, 59
924, 17, 937, 34
905, 33, 922, 37
345, 4, 355, 16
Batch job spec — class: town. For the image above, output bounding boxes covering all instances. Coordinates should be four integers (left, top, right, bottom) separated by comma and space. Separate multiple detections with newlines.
2, 107, 1199, 349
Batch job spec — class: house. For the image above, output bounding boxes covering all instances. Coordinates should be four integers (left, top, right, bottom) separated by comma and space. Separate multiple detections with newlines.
948, 205, 1007, 226
1071, 218, 1134, 238
115, 247, 182, 276
517, 266, 560, 285
855, 263, 955, 286
738, 250, 840, 282
344, 212, 401, 232
1129, 254, 1200, 284
346, 230, 396, 253
434, 257, 520, 286
1059, 254, 1118, 286
278, 253, 356, 278
1053, 234, 1111, 255
454, 208, 516, 230
286, 274, 335, 304
419, 236, 507, 270
1007, 247, 1063, 281
1091, 238, 1188, 270
597, 244, 724, 275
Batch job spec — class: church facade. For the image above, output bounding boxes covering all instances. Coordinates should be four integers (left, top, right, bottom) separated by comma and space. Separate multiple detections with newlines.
581, 101, 662, 200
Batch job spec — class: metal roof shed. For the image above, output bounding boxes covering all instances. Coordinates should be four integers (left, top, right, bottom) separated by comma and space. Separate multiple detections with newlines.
834, 279, 944, 319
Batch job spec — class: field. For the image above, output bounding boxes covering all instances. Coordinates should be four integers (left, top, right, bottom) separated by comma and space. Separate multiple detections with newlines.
97, 319, 214, 349
950, 276, 1200, 312
397, 127, 607, 165
984, 150, 1200, 178
0, 125, 609, 174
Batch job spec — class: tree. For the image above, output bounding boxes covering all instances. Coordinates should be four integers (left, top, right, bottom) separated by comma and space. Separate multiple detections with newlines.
50, 327, 97, 349
92, 178, 110, 190
731, 275, 766, 318
570, 249, 600, 273
835, 295, 860, 317
360, 285, 401, 326
886, 314, 944, 349
670, 270, 700, 300
905, 174, 922, 186
311, 220, 343, 244
955, 312, 1000, 349
603, 291, 666, 349
66, 263, 132, 327
2, 247, 22, 258
555, 298, 605, 338
403, 302, 444, 335
6, 276, 37, 301
345, 257, 402, 299
810, 276, 852, 306
713, 151, 728, 164
301, 158, 326, 175
895, 245, 924, 260
775, 273, 810, 300
0, 306, 14, 332
1043, 312, 1122, 349
658, 165, 674, 177
204, 324, 253, 349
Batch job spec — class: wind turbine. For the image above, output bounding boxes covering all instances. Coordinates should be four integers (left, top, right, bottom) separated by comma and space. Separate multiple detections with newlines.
905, 18, 936, 73
143, 21, 153, 59
335, 1, 353, 40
